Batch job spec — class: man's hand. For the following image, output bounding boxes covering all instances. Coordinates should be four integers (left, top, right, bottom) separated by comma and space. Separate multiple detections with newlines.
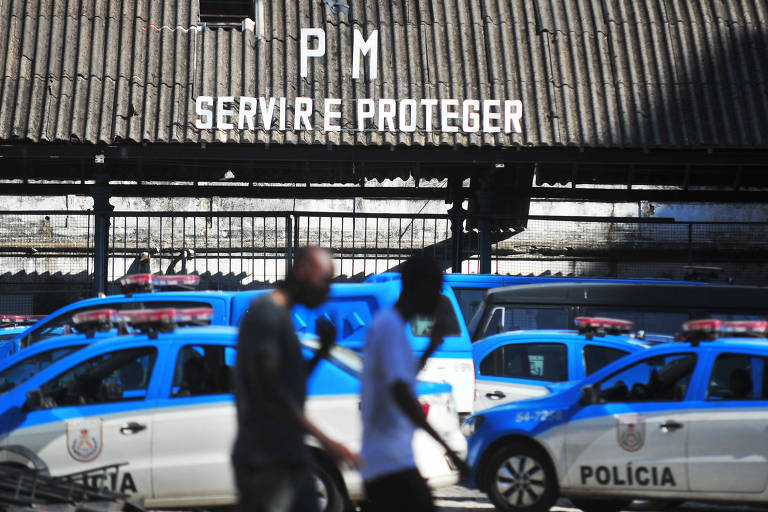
321, 437, 361, 470
316, 317, 337, 359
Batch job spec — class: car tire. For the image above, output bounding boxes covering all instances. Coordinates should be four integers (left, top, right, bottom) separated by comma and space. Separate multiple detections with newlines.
483, 442, 558, 512
571, 498, 632, 512
311, 461, 345, 512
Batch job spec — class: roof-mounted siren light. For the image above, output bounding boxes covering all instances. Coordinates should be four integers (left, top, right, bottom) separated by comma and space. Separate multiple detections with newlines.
720, 320, 768, 338
119, 274, 201, 295
574, 317, 634, 339
0, 314, 45, 328
72, 309, 119, 338
118, 308, 178, 339
683, 265, 722, 282
681, 318, 722, 345
119, 274, 154, 295
176, 307, 215, 326
151, 275, 201, 290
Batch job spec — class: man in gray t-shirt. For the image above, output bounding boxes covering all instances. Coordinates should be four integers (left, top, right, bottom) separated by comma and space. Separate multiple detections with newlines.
233, 247, 357, 512
361, 254, 469, 512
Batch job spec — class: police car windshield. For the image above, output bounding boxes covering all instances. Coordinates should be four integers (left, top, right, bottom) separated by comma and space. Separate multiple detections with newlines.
0, 333, 18, 341
0, 345, 85, 394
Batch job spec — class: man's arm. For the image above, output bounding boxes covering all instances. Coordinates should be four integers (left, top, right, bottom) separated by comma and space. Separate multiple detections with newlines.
247, 355, 358, 468
305, 317, 336, 376
390, 380, 470, 476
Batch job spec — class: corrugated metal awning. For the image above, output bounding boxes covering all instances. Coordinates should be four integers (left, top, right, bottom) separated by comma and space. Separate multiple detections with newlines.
0, 0, 766, 149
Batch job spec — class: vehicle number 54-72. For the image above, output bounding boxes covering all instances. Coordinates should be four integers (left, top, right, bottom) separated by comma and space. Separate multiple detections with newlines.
515, 410, 563, 423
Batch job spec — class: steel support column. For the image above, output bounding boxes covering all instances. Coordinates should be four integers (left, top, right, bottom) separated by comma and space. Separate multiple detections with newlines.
91, 174, 113, 296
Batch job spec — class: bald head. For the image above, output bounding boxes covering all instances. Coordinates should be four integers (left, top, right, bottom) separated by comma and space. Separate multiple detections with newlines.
286, 246, 335, 308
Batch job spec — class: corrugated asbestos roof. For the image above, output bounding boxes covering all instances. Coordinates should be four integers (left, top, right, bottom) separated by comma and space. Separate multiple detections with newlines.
0, 0, 766, 148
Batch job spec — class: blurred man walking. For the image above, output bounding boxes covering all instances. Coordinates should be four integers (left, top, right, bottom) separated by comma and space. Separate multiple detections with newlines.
233, 246, 357, 512
360, 254, 469, 512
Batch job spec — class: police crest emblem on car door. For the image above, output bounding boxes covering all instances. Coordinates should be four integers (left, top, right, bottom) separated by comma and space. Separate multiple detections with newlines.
67, 418, 103, 462
616, 414, 645, 452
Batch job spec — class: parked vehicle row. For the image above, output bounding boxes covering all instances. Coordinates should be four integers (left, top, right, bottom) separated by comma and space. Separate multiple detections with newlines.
464, 319, 768, 512
0, 309, 466, 510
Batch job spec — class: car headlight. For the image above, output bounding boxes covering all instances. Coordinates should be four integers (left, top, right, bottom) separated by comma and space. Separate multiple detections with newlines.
461, 414, 485, 437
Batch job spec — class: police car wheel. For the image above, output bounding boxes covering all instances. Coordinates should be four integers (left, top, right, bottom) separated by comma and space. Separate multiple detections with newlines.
485, 443, 557, 512
311, 461, 344, 512
571, 498, 631, 512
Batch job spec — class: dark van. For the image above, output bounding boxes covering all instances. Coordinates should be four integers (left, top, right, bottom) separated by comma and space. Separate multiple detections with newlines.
469, 281, 768, 342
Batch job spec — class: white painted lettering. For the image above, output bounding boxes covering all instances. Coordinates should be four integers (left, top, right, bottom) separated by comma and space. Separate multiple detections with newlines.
324, 98, 342, 131
378, 99, 396, 131
421, 99, 438, 132
441, 99, 459, 133
483, 99, 501, 133
462, 99, 480, 132
352, 29, 378, 80
294, 97, 313, 130
238, 96, 258, 130
399, 99, 418, 132
195, 96, 213, 129
279, 97, 287, 130
504, 99, 523, 133
300, 28, 326, 78
216, 96, 235, 130
357, 98, 375, 131
259, 97, 276, 130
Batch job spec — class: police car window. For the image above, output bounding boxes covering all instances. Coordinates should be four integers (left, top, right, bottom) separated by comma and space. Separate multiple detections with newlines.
480, 343, 567, 382
452, 288, 487, 325
410, 296, 462, 337
584, 309, 687, 336
171, 345, 236, 397
482, 307, 568, 338
26, 301, 212, 346
583, 346, 630, 376
0, 346, 85, 394
708, 353, 768, 400
39, 347, 157, 407
597, 353, 696, 403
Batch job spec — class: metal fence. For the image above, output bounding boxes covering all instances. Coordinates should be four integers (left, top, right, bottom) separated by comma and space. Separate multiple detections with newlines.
1, 210, 767, 313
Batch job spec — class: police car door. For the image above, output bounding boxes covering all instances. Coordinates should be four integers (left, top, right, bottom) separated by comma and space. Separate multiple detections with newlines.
564, 352, 696, 494
5, 345, 158, 496
151, 343, 238, 505
475, 342, 567, 411
686, 351, 768, 494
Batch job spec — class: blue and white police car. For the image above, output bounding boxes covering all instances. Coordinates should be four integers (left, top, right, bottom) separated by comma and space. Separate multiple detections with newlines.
0, 315, 44, 359
11, 273, 476, 415
0, 308, 466, 511
473, 318, 647, 411
463, 318, 768, 512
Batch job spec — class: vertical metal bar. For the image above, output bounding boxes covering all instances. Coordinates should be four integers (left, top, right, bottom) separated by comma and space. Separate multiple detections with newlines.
122, 217, 127, 277
193, 217, 198, 276
204, 216, 209, 276
479, 217, 491, 274
363, 217, 368, 276
86, 213, 91, 284
170, 216, 175, 274
262, 217, 266, 284
340, 217, 345, 277
216, 217, 221, 284
110, 214, 116, 282
352, 216, 357, 277
386, 218, 390, 270
158, 216, 163, 274
374, 218, 379, 274
285, 215, 293, 278
687, 223, 693, 265
239, 216, 244, 287
398, 218, 403, 267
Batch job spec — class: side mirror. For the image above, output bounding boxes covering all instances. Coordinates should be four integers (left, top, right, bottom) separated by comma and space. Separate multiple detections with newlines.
23, 389, 43, 412
580, 384, 599, 406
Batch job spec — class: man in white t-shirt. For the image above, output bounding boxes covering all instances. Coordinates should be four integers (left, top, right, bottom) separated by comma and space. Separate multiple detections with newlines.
361, 254, 468, 511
